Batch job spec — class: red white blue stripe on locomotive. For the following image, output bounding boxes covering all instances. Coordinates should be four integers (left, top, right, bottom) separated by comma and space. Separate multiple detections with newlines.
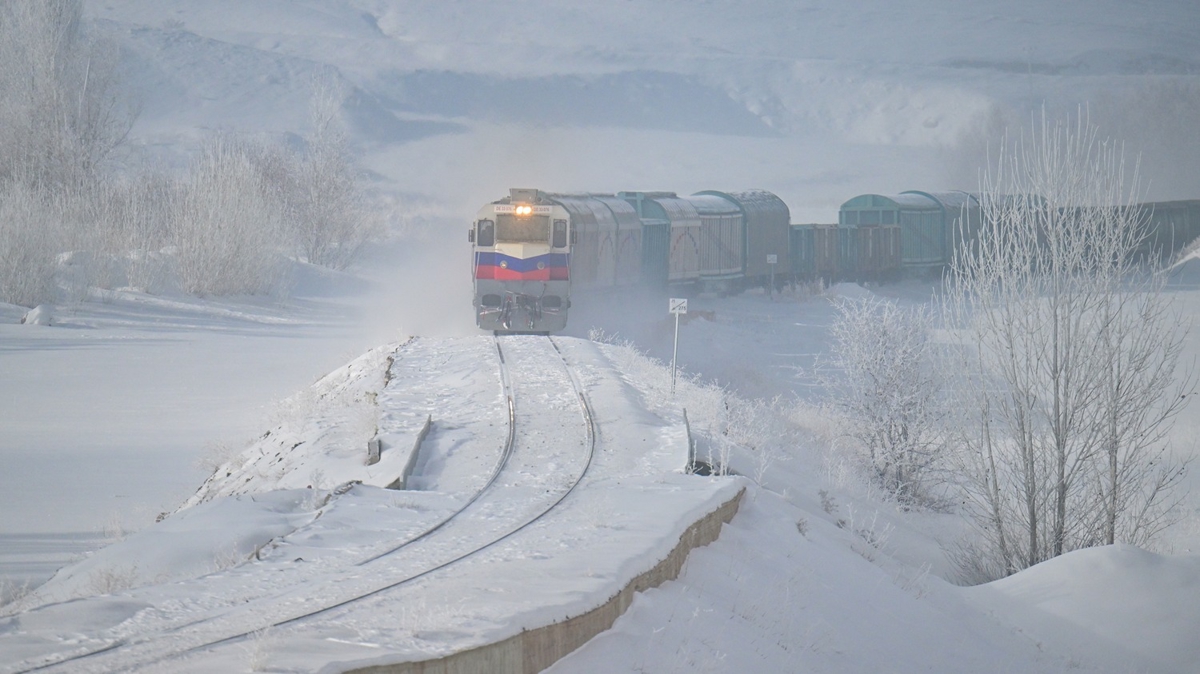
474, 252, 570, 281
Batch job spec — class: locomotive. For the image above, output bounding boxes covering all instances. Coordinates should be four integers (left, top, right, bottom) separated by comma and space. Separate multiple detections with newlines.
469, 188, 573, 332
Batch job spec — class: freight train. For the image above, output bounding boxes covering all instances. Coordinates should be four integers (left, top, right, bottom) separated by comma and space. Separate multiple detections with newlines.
469, 188, 1200, 333
470, 188, 790, 332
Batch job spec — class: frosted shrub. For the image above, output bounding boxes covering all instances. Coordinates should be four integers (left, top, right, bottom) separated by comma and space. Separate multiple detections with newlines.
720, 395, 800, 484
86, 564, 140, 596
0, 579, 32, 615
823, 297, 946, 506
93, 175, 180, 293
173, 136, 287, 296
246, 626, 275, 672
196, 440, 247, 476
0, 182, 61, 305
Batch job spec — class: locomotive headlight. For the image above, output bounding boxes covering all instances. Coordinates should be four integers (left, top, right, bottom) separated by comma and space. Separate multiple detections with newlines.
515, 205, 533, 216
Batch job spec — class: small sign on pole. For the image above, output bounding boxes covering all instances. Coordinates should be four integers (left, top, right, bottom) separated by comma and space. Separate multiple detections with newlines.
669, 298, 687, 393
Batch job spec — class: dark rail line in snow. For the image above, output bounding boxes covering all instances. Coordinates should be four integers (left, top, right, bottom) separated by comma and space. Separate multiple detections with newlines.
11, 335, 597, 674
353, 335, 519, 566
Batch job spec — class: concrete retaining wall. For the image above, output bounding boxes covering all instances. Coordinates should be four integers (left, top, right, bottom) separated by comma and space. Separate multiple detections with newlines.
345, 487, 744, 674
381, 414, 432, 490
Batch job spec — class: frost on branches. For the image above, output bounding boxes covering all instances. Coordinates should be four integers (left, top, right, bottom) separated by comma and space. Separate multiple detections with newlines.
825, 297, 946, 507
944, 110, 1194, 582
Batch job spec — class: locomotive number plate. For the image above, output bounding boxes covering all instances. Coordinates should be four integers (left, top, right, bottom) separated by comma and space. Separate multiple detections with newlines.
495, 204, 554, 214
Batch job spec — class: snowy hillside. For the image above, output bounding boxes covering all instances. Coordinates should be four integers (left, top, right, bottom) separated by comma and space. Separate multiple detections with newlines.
3, 1, 1200, 672
86, 0, 1200, 218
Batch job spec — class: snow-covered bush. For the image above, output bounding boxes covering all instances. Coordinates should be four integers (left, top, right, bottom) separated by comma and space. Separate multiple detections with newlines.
0, 6, 377, 304
0, 182, 62, 306
172, 136, 289, 296
823, 296, 946, 506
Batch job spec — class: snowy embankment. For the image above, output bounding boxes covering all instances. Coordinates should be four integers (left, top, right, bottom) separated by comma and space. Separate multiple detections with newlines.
0, 336, 740, 673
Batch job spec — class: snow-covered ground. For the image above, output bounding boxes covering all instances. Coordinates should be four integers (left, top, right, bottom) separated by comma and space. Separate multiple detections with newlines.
3, 1, 1200, 672
6, 287, 1200, 673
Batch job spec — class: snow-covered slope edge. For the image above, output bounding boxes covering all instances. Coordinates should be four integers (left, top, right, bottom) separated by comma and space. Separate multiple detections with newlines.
336, 488, 745, 674
184, 343, 400, 504
966, 545, 1200, 674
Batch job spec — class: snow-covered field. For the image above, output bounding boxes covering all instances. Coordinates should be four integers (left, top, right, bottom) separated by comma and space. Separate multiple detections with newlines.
3, 1, 1200, 672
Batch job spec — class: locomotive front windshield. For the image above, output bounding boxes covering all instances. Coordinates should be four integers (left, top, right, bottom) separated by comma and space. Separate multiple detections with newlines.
496, 214, 550, 243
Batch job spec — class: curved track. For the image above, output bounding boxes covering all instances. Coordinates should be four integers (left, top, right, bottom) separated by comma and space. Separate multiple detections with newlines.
10, 335, 597, 674
352, 336, 520, 566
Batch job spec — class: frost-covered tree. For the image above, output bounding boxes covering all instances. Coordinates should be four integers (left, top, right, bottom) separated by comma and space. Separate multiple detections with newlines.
0, 0, 136, 305
169, 117, 378, 296
285, 76, 379, 270
0, 0, 133, 188
0, 7, 377, 304
1090, 214, 1192, 549
945, 110, 1192, 580
825, 297, 945, 505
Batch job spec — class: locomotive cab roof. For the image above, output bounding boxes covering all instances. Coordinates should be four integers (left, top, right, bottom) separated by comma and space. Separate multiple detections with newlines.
506, 188, 542, 204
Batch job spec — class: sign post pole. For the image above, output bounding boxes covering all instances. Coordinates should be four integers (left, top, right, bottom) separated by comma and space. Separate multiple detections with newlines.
669, 297, 688, 394
767, 254, 778, 300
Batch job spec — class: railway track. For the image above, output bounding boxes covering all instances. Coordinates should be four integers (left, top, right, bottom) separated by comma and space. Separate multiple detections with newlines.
7, 335, 597, 674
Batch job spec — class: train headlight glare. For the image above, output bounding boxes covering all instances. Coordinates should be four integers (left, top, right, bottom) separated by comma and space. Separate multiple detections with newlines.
515, 205, 533, 216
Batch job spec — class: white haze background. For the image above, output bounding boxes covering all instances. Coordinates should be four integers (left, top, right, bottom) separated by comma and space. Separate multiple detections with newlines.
2, 1, 1200, 672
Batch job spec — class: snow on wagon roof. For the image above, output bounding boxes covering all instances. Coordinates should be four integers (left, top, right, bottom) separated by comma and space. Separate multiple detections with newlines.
697, 189, 791, 227
841, 193, 941, 210
902, 190, 980, 211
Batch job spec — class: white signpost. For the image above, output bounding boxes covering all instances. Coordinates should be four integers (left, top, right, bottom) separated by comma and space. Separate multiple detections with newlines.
669, 298, 687, 393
